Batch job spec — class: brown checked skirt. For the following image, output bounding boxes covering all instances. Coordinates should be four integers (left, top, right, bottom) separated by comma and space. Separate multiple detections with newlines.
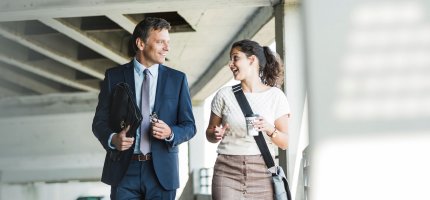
212, 154, 274, 200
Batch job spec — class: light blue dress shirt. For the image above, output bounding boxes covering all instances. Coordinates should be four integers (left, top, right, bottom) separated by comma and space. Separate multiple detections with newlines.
108, 58, 177, 153
132, 58, 158, 154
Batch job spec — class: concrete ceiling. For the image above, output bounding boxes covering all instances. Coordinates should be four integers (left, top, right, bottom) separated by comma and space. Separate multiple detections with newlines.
0, 0, 278, 183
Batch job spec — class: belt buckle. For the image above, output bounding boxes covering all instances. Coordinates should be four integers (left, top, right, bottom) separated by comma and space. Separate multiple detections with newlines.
138, 154, 150, 161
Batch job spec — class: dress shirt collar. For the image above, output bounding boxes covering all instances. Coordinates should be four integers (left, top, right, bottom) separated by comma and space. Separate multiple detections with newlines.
133, 58, 159, 77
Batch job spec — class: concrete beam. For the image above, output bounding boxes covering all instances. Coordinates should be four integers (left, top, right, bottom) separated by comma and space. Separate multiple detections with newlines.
40, 18, 129, 65
0, 92, 98, 117
0, 0, 280, 22
0, 85, 21, 97
0, 152, 104, 183
106, 14, 136, 34
0, 153, 104, 171
1, 168, 102, 183
0, 54, 98, 92
0, 65, 60, 94
190, 6, 275, 101
252, 17, 276, 48
0, 26, 105, 80
0, 110, 104, 183
77, 79, 101, 90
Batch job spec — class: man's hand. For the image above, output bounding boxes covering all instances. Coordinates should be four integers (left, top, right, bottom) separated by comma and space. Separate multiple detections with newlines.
112, 125, 134, 151
152, 119, 172, 140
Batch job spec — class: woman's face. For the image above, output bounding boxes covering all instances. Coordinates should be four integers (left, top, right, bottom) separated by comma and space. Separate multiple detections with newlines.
229, 47, 257, 81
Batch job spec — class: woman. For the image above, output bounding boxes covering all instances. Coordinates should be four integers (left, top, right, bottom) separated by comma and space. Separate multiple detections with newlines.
206, 39, 291, 199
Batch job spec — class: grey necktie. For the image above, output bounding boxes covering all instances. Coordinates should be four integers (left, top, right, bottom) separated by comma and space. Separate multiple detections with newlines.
140, 69, 151, 154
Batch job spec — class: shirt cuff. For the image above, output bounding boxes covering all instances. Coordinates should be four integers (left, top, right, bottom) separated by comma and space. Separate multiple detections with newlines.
164, 132, 174, 142
108, 132, 117, 149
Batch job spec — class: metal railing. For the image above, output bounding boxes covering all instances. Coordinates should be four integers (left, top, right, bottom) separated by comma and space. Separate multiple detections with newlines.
303, 146, 310, 200
198, 167, 213, 194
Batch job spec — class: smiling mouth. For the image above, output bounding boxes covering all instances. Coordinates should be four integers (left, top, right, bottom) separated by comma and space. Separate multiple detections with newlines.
232, 68, 239, 76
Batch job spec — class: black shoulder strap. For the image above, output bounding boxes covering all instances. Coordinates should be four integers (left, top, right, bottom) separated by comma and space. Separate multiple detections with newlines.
232, 84, 275, 168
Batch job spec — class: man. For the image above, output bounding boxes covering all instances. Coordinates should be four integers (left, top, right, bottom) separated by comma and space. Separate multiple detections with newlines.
92, 17, 196, 199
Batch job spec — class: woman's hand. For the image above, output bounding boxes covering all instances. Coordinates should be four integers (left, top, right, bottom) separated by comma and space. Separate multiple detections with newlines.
210, 124, 229, 142
253, 116, 276, 135
206, 112, 229, 143
254, 114, 290, 150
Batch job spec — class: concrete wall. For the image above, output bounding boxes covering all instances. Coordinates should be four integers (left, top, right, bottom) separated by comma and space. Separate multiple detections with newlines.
304, 0, 430, 199
1, 182, 109, 200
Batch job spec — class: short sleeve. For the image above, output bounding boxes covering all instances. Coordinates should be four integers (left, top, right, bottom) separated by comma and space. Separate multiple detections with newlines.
274, 90, 291, 119
211, 89, 225, 117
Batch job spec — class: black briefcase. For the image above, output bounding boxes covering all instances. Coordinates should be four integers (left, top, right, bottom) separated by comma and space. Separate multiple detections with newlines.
109, 82, 142, 138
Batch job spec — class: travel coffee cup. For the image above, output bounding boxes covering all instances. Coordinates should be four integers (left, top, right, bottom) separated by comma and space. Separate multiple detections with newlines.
245, 114, 259, 136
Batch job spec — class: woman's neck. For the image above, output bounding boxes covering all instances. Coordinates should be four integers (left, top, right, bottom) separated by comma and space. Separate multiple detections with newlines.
241, 77, 267, 93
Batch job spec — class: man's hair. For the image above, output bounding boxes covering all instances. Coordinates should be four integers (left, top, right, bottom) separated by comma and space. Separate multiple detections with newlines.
129, 17, 171, 56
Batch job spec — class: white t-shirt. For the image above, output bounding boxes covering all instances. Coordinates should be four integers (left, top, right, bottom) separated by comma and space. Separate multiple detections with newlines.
211, 86, 291, 156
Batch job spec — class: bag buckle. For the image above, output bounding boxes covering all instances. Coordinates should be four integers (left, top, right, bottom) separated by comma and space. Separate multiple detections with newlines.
269, 166, 278, 174
120, 120, 126, 129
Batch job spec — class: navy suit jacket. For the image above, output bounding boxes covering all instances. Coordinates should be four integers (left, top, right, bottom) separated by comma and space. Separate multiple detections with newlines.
92, 61, 196, 189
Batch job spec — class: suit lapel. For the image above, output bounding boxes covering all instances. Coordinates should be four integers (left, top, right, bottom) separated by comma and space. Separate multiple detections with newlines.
123, 61, 136, 101
154, 64, 167, 114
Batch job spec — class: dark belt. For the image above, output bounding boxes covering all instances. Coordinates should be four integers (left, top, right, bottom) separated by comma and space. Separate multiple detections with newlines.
131, 153, 152, 161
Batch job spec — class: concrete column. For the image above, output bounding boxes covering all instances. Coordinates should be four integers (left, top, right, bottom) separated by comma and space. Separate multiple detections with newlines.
275, 1, 309, 199
188, 101, 210, 194
189, 101, 207, 172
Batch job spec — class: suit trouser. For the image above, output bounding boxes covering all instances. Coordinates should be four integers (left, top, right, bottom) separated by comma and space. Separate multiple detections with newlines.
111, 159, 176, 200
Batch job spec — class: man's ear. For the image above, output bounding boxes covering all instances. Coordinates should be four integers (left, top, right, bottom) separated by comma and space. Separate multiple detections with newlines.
136, 38, 145, 50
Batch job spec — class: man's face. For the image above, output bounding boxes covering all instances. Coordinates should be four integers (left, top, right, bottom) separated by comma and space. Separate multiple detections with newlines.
138, 28, 170, 67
